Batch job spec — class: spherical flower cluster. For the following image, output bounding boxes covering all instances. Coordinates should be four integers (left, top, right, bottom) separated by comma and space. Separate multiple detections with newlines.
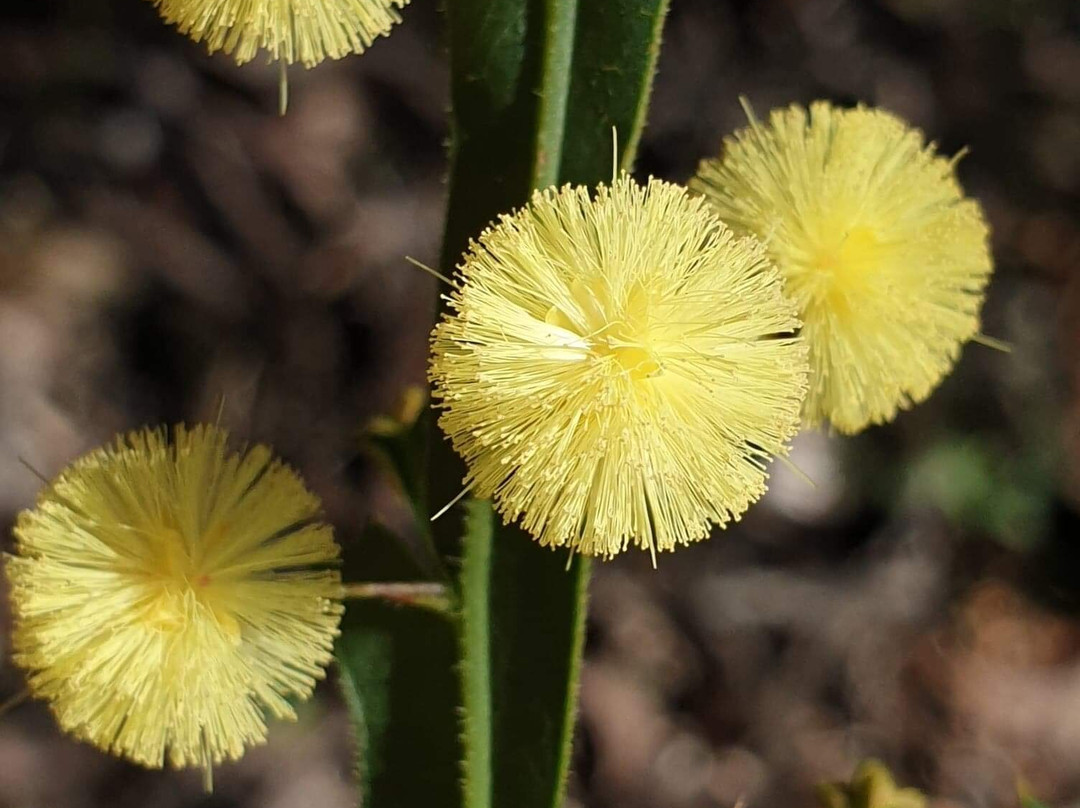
4, 425, 343, 782
691, 101, 993, 434
149, 0, 410, 66
430, 175, 808, 559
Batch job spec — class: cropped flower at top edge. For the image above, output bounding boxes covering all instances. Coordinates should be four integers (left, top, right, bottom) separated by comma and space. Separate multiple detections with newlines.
4, 425, 343, 782
149, 0, 411, 67
429, 174, 809, 560
690, 101, 993, 434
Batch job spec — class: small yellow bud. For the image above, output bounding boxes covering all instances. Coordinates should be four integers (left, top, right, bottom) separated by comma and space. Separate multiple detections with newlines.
817, 760, 927, 808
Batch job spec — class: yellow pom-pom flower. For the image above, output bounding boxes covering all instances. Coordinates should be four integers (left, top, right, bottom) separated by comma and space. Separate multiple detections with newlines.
150, 0, 410, 67
429, 175, 808, 559
4, 425, 343, 783
691, 101, 993, 434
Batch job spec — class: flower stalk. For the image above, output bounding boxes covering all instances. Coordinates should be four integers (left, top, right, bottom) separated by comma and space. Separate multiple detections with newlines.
341, 582, 452, 612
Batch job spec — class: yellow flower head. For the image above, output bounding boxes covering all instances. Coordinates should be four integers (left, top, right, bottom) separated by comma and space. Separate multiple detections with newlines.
4, 425, 343, 780
691, 101, 993, 434
429, 175, 808, 559
150, 0, 410, 66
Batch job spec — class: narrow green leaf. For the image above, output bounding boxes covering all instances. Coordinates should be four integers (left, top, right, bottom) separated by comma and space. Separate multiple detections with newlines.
456, 506, 590, 808
337, 600, 461, 806
441, 0, 579, 269
487, 534, 590, 807
440, 3, 671, 808
335, 524, 463, 808
441, 4, 584, 807
559, 0, 672, 185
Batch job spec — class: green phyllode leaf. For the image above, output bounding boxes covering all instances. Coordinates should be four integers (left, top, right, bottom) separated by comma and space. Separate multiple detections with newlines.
337, 598, 462, 805
560, 0, 672, 186
335, 523, 463, 807
442, 2, 672, 808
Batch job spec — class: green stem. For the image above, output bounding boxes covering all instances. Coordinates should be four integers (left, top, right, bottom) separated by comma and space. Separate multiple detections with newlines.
342, 581, 451, 613
458, 500, 494, 808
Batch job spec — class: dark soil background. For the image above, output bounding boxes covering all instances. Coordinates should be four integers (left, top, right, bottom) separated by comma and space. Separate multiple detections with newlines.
1, 0, 1079, 806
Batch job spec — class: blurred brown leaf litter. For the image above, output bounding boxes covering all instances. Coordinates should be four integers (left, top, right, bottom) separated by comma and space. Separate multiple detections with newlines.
1, 0, 1080, 806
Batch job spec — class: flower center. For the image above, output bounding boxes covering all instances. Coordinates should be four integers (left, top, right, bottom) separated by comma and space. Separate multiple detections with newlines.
593, 323, 661, 380
795, 224, 884, 320
546, 278, 661, 381
137, 526, 241, 643
811, 225, 880, 282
